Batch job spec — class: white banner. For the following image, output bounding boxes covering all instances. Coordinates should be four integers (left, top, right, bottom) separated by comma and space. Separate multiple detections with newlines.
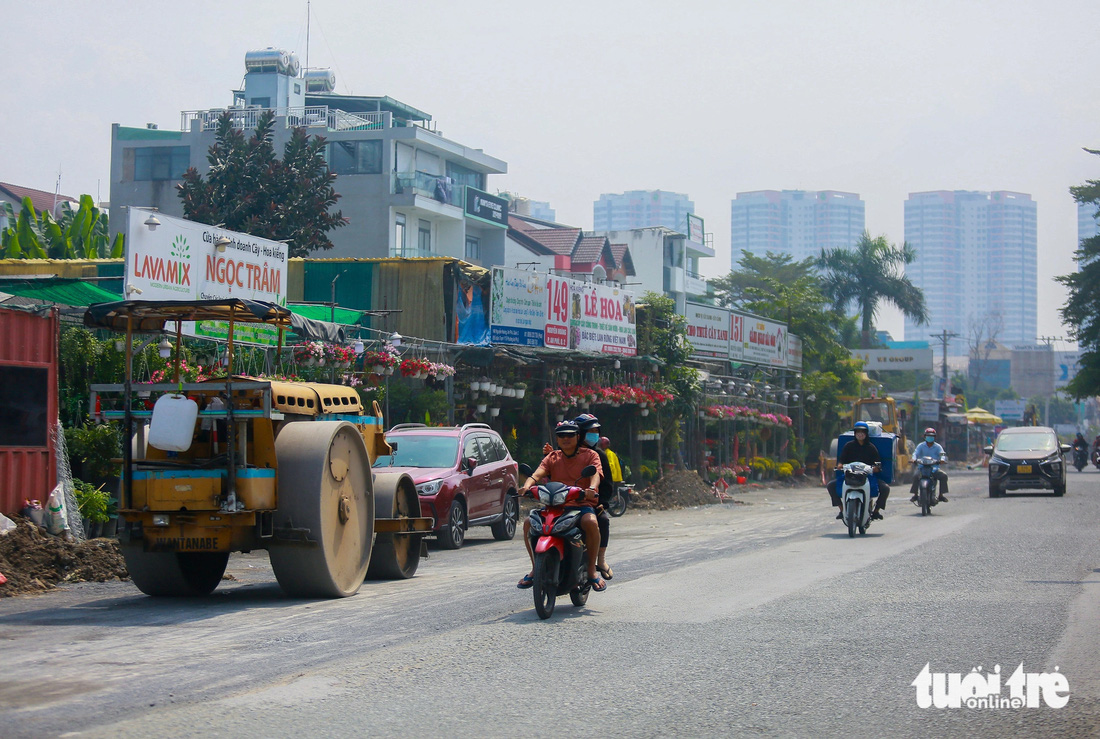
686, 302, 730, 358
996, 398, 1027, 422
125, 209, 289, 345
919, 400, 941, 422
489, 267, 636, 355
786, 334, 803, 371
741, 315, 787, 367
850, 348, 934, 371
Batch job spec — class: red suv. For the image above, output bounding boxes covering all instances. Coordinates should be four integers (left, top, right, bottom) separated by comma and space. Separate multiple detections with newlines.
373, 423, 520, 549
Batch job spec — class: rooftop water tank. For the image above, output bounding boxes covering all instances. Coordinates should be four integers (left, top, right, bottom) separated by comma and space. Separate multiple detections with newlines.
245, 47, 296, 75
304, 68, 336, 93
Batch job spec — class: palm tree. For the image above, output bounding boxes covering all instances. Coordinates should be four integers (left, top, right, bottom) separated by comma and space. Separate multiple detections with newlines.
817, 232, 928, 349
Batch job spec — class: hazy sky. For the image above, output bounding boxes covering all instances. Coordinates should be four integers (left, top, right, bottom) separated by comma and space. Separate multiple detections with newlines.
4, 0, 1099, 344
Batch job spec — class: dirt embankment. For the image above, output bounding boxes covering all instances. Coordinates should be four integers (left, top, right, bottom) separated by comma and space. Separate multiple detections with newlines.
0, 517, 128, 597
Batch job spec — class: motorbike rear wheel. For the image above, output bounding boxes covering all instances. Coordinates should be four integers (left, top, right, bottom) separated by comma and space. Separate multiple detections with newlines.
845, 499, 859, 538
606, 491, 628, 518
919, 482, 932, 516
533, 549, 560, 620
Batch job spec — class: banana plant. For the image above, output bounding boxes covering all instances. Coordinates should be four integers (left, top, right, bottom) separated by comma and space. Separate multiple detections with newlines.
1, 195, 123, 259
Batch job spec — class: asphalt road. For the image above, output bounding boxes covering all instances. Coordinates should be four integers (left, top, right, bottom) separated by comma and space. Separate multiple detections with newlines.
1, 468, 1098, 737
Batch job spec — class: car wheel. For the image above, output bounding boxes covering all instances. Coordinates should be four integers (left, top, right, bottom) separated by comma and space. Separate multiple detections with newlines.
1054, 477, 1066, 496
988, 480, 1002, 498
490, 494, 519, 541
437, 500, 466, 550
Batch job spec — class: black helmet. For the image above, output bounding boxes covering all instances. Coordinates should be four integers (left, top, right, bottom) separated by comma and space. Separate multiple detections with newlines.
554, 420, 579, 436
574, 413, 601, 431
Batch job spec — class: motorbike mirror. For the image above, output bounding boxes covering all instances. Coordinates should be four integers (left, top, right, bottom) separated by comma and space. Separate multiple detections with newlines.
518, 463, 534, 476
580, 464, 597, 478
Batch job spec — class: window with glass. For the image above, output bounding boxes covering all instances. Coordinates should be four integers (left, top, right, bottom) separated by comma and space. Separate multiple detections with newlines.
446, 161, 483, 190
465, 236, 480, 262
395, 214, 407, 257
418, 219, 432, 253
328, 140, 382, 175
133, 146, 190, 181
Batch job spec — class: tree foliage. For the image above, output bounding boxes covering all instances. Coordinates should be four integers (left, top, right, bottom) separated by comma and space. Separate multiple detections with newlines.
177, 111, 344, 257
1057, 147, 1100, 398
817, 232, 928, 349
2, 195, 123, 259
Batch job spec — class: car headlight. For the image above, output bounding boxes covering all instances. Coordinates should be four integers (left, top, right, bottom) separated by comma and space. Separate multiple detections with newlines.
416, 479, 444, 496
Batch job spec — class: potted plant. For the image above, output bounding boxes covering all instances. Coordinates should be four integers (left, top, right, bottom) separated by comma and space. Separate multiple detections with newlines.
400, 357, 432, 378
73, 478, 111, 539
514, 382, 527, 399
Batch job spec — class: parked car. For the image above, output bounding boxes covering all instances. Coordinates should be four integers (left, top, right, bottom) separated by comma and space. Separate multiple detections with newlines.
985, 426, 1069, 498
373, 423, 519, 549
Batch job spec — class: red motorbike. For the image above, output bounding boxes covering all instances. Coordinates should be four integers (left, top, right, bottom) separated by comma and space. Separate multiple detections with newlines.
519, 463, 597, 619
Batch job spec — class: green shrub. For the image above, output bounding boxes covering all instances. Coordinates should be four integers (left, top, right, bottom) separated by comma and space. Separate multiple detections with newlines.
65, 423, 122, 480
73, 478, 111, 523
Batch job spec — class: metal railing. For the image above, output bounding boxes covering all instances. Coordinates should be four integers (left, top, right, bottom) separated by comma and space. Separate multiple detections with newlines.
391, 172, 463, 208
181, 106, 391, 133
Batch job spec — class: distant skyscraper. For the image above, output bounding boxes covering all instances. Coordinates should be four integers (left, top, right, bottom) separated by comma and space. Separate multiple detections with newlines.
593, 190, 695, 232
1078, 200, 1099, 246
728, 190, 864, 267
509, 196, 556, 222
904, 191, 1037, 352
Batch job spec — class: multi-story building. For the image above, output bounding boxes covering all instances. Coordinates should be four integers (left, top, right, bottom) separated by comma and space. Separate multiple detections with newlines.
110, 48, 507, 265
1078, 200, 1100, 249
507, 195, 556, 222
593, 190, 695, 233
595, 225, 713, 313
904, 190, 1037, 353
729, 190, 864, 267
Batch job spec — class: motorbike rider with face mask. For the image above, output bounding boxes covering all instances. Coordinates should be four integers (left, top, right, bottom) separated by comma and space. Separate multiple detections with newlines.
909, 427, 949, 503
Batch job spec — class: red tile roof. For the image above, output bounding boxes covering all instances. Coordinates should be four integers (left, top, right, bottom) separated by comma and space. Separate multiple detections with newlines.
572, 235, 609, 264
0, 182, 77, 215
610, 244, 636, 276
524, 227, 581, 256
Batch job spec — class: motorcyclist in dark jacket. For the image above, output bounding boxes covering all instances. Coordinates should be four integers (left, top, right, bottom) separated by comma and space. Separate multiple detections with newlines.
826, 422, 891, 520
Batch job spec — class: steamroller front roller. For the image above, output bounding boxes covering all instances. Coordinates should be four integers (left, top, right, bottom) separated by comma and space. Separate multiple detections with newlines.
366, 471, 425, 580
120, 544, 229, 597
269, 421, 375, 598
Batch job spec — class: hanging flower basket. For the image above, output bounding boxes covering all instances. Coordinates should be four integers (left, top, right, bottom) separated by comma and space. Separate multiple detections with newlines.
400, 358, 432, 378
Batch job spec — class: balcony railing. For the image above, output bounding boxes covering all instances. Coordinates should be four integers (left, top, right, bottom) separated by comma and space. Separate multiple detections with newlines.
391, 172, 464, 208
181, 106, 391, 133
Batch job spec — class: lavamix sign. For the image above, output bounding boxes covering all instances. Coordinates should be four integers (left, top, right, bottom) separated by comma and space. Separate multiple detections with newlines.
464, 186, 508, 228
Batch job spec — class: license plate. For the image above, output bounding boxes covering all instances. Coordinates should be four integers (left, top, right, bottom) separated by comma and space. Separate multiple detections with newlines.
1016, 464, 1032, 474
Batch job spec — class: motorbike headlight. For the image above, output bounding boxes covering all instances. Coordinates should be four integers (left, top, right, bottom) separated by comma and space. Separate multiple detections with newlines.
538, 489, 551, 505
415, 479, 444, 496
551, 511, 581, 535
528, 512, 543, 535
550, 490, 567, 506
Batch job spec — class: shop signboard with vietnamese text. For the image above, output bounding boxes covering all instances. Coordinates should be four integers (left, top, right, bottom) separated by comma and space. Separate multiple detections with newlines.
489, 267, 636, 355
729, 311, 745, 362
125, 209, 288, 345
996, 399, 1027, 422
740, 315, 787, 367
786, 334, 803, 371
489, 267, 547, 346
850, 348, 934, 371
686, 302, 729, 359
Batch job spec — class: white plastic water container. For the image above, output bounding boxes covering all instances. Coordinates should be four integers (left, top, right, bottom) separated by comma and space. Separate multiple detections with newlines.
865, 421, 884, 436
148, 394, 199, 452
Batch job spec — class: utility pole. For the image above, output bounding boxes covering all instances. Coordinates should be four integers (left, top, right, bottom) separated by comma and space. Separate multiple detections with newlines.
930, 330, 959, 395
1037, 336, 1063, 426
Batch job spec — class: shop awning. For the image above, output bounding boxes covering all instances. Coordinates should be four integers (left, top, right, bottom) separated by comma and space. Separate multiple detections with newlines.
0, 278, 122, 306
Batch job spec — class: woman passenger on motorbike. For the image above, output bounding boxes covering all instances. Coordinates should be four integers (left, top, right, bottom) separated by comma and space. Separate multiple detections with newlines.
574, 414, 615, 581
517, 421, 607, 592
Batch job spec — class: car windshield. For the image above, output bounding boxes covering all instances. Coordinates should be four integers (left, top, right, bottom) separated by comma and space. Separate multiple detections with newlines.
373, 435, 459, 468
996, 432, 1057, 453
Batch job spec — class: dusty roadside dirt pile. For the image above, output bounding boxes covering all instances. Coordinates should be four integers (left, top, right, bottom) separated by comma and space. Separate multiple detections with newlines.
0, 517, 128, 597
633, 470, 722, 510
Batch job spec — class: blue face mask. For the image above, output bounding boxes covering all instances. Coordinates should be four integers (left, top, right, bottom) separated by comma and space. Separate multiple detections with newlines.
585, 432, 600, 446
925, 436, 935, 444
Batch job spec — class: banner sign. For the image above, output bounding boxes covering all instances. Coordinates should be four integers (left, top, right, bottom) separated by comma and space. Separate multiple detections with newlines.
996, 399, 1027, 422
729, 312, 745, 362
687, 213, 704, 243
741, 315, 787, 367
464, 186, 508, 228
1054, 351, 1080, 389
786, 334, 803, 371
490, 267, 636, 355
919, 400, 941, 422
125, 209, 289, 345
850, 348, 934, 371
685, 302, 730, 358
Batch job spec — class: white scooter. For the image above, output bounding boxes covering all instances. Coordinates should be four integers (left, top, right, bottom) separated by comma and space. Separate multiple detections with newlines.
840, 461, 875, 537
